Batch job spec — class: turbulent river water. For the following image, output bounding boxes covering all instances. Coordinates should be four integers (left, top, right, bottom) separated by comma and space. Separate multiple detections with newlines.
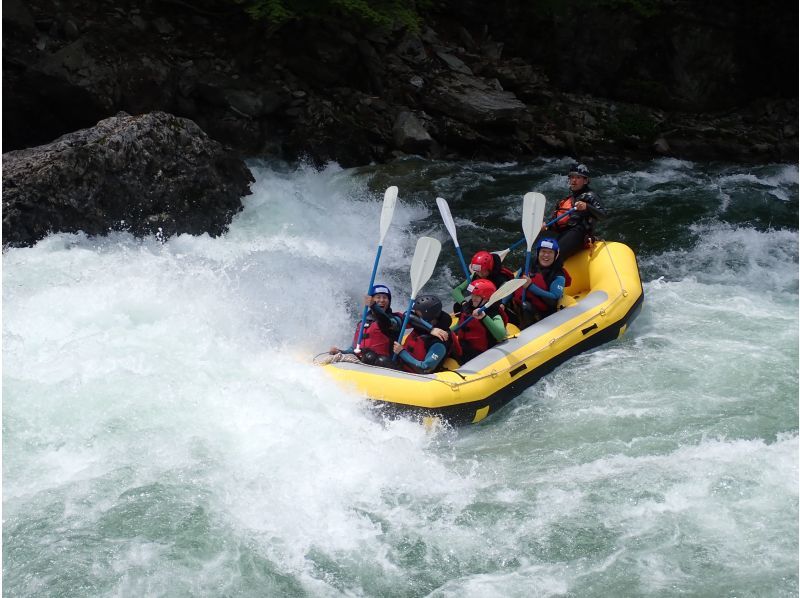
3, 156, 798, 597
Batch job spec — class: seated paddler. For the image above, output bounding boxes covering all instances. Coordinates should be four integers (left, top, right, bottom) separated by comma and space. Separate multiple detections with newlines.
328, 284, 403, 367
392, 294, 453, 374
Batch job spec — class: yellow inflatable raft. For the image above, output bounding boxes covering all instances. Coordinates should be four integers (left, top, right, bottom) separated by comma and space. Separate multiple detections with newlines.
323, 241, 643, 425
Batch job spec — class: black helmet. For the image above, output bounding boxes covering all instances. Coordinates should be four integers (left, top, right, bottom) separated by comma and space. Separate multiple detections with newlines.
568, 163, 589, 178
414, 295, 442, 321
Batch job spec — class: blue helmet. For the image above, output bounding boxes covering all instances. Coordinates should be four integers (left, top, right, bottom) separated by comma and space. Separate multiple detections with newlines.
370, 284, 391, 303
536, 237, 559, 252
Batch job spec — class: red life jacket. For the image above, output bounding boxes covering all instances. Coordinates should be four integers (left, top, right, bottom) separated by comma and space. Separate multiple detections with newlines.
513, 268, 572, 314
351, 316, 398, 357
455, 312, 490, 354
400, 329, 452, 373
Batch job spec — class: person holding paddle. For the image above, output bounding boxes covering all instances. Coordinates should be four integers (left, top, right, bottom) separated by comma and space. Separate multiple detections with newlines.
327, 284, 403, 366
537, 163, 605, 262
451, 279, 508, 364
451, 251, 515, 314
392, 295, 453, 374
509, 237, 571, 329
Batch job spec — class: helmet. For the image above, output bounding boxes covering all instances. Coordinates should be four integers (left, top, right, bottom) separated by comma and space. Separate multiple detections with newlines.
467, 278, 496, 301
370, 284, 391, 303
536, 237, 559, 252
568, 163, 589, 178
414, 294, 442, 321
469, 251, 493, 274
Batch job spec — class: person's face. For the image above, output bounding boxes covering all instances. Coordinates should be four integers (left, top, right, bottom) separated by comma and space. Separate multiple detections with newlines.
470, 264, 490, 278
538, 248, 556, 267
373, 293, 390, 309
568, 174, 588, 193
470, 294, 484, 308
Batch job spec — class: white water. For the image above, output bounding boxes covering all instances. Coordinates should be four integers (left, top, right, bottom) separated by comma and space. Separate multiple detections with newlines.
3, 160, 798, 597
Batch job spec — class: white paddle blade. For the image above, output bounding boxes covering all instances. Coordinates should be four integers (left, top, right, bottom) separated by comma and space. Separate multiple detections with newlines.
492, 248, 510, 262
486, 278, 527, 307
522, 192, 546, 250
436, 196, 460, 247
409, 236, 441, 298
378, 186, 398, 242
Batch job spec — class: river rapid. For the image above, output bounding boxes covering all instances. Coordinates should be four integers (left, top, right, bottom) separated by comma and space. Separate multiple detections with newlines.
3, 157, 798, 597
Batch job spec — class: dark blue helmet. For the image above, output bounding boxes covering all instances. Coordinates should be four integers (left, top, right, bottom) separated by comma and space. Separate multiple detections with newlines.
536, 237, 560, 252
370, 284, 391, 303
568, 163, 589, 178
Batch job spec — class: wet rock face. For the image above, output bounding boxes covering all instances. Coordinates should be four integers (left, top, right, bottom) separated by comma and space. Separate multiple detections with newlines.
2, 111, 254, 248
2, 0, 796, 167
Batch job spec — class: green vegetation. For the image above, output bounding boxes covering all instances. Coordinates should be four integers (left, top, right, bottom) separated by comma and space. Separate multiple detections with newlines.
232, 0, 428, 30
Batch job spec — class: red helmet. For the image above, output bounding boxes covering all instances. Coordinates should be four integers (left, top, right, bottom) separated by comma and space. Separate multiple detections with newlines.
469, 251, 493, 275
467, 278, 496, 301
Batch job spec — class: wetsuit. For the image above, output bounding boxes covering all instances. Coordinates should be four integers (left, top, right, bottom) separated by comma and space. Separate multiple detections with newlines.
395, 312, 453, 374
511, 262, 570, 328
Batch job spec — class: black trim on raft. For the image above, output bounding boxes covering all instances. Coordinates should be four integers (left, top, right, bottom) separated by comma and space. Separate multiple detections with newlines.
582, 323, 599, 335
371, 291, 645, 426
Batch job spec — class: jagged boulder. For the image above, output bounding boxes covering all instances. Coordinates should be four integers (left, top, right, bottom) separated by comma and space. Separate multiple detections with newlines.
2, 111, 253, 248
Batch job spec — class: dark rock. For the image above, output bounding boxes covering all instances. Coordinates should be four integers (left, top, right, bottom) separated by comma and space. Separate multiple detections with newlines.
2, 111, 253, 248
1, 0, 795, 167
393, 111, 434, 154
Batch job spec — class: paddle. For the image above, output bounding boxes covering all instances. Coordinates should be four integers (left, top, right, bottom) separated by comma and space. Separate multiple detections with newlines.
493, 208, 575, 262
522, 192, 546, 275
436, 196, 471, 280
355, 186, 398, 353
392, 236, 442, 361
451, 278, 527, 331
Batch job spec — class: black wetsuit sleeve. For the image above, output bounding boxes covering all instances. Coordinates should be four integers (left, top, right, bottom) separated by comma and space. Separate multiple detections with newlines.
371, 304, 401, 334
581, 191, 606, 220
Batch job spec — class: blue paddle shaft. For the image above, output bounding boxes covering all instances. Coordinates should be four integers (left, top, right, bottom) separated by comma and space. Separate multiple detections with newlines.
356, 245, 383, 349
455, 246, 470, 280
392, 298, 415, 361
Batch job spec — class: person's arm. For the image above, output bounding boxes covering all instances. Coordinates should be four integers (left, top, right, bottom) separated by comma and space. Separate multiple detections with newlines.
580, 192, 605, 220
480, 313, 507, 341
451, 278, 470, 303
370, 304, 401, 334
525, 275, 566, 308
396, 341, 447, 374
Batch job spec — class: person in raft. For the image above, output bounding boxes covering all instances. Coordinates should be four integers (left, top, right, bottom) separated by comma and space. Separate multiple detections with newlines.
392, 294, 454, 374
509, 237, 571, 329
452, 278, 508, 364
536, 163, 606, 262
452, 250, 514, 313
327, 284, 403, 367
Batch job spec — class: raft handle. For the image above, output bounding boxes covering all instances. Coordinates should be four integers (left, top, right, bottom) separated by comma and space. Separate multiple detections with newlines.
510, 363, 528, 377
582, 323, 598, 335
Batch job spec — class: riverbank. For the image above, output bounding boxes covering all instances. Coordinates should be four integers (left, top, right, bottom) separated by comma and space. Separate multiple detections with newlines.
3, 0, 797, 166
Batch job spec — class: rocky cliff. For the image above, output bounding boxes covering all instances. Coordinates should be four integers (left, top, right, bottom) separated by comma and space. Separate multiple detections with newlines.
4, 0, 797, 167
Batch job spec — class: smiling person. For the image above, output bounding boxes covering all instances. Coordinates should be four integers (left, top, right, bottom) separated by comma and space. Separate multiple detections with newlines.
538, 163, 606, 262
509, 238, 571, 329
327, 284, 403, 366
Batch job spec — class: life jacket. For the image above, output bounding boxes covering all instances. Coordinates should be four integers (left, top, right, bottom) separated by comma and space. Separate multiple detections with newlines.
351, 312, 401, 357
513, 267, 572, 314
551, 196, 576, 231
400, 315, 453, 373
455, 303, 502, 354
